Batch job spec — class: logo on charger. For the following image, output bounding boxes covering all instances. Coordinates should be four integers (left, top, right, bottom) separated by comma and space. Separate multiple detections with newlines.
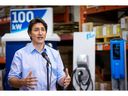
86, 33, 95, 40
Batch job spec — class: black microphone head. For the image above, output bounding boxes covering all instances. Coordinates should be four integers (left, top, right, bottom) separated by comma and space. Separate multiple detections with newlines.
42, 52, 47, 58
41, 52, 51, 65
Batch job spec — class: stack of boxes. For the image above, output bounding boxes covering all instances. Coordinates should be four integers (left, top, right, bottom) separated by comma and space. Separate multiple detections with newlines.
121, 16, 128, 31
82, 22, 121, 43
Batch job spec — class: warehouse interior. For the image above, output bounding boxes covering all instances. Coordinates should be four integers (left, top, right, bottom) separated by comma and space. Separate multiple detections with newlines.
0, 6, 128, 90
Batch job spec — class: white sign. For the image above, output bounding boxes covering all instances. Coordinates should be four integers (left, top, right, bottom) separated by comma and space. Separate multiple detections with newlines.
10, 8, 53, 36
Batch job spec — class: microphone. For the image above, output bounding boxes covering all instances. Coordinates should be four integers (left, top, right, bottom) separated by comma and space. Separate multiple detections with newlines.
42, 52, 51, 90
41, 52, 51, 65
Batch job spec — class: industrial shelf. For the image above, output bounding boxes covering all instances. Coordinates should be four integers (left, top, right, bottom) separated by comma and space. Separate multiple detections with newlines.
96, 35, 121, 44
96, 42, 128, 51
59, 33, 73, 41
0, 17, 10, 24
79, 6, 128, 51
0, 41, 127, 65
84, 6, 128, 15
0, 57, 5, 64
79, 6, 128, 31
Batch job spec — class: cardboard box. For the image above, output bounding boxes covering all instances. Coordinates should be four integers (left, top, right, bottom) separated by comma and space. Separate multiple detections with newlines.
103, 24, 113, 36
121, 16, 128, 31
93, 26, 103, 37
82, 22, 93, 32
122, 31, 128, 41
113, 24, 121, 35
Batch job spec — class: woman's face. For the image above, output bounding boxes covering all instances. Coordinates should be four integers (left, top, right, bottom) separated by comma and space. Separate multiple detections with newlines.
29, 23, 47, 45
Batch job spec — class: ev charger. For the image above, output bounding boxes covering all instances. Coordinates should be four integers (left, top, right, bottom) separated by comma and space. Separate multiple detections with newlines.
73, 32, 95, 90
73, 54, 93, 90
110, 39, 125, 79
110, 39, 127, 90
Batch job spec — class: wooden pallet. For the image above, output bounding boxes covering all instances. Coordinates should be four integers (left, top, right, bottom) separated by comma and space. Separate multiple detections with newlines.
96, 35, 121, 43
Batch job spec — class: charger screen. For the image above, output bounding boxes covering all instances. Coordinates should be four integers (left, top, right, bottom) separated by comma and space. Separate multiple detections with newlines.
113, 44, 120, 60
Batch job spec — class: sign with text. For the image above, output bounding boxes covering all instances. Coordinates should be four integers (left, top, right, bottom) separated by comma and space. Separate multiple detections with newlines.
10, 8, 53, 35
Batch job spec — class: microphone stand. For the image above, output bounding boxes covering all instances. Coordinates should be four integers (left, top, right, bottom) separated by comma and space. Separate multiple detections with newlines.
46, 62, 50, 90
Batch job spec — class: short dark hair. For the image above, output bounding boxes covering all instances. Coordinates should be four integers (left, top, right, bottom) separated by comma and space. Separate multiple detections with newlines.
27, 18, 48, 35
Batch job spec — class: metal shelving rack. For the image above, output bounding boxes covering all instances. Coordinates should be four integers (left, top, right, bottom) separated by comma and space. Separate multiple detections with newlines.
0, 17, 10, 64
79, 6, 128, 51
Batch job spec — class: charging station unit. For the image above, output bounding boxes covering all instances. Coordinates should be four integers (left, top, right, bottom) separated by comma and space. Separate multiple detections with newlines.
1, 7, 60, 90
110, 39, 127, 90
73, 32, 95, 90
